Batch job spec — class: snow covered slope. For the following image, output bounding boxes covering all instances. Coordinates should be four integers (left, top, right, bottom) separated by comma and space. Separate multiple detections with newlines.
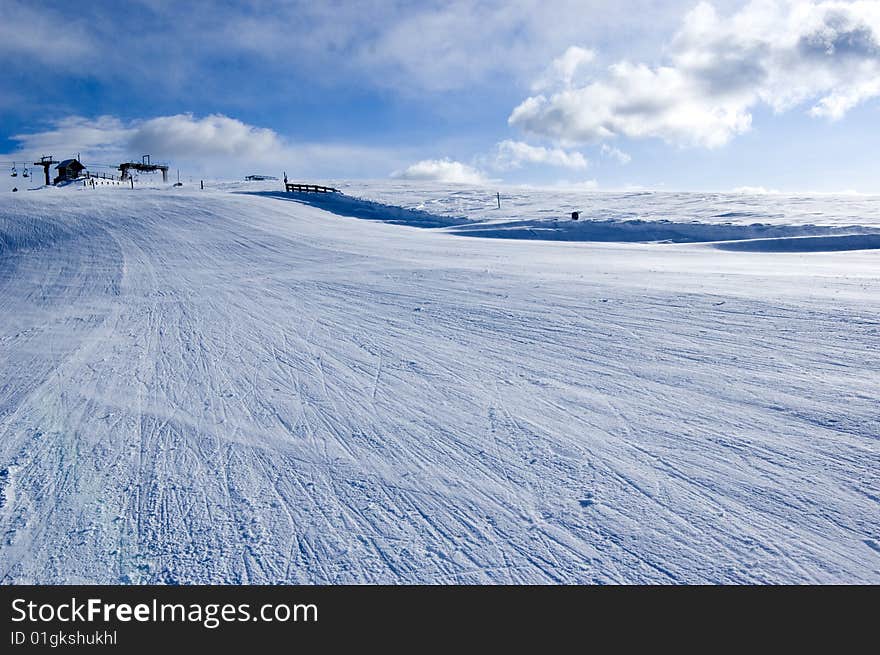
0, 183, 878, 583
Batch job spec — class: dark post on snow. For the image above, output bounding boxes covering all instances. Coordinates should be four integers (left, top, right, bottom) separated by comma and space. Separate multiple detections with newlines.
571, 211, 580, 220
496, 192, 501, 209
34, 156, 58, 186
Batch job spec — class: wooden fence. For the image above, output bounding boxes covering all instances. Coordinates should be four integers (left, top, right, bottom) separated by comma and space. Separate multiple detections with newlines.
285, 183, 339, 194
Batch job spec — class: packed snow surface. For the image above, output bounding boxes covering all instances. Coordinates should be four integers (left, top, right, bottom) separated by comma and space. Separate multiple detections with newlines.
0, 180, 878, 583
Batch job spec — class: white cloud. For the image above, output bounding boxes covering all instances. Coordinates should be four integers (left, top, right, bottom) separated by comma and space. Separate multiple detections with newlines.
11, 114, 286, 163
6, 114, 405, 179
0, 5, 93, 66
394, 140, 586, 186
9, 114, 280, 159
11, 116, 132, 161
490, 140, 589, 170
532, 46, 596, 91
510, 1, 880, 147
511, 60, 753, 147
128, 114, 283, 159
391, 159, 489, 184
600, 144, 632, 164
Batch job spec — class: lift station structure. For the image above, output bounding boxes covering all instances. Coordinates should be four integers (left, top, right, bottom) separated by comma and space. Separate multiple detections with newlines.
118, 155, 169, 183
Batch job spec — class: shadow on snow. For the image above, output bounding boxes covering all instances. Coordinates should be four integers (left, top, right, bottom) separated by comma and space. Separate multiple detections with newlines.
241, 190, 880, 252
238, 190, 469, 228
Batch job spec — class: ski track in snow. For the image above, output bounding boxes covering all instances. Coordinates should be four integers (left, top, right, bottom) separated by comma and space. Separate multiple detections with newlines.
0, 183, 878, 584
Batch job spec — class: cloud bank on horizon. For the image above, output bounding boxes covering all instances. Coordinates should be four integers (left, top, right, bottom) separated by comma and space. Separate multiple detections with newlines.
2, 1, 879, 190
392, 159, 491, 185
8, 114, 406, 179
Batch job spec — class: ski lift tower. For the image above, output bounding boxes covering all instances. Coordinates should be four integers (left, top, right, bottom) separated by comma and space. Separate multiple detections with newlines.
33, 155, 58, 186
118, 155, 169, 183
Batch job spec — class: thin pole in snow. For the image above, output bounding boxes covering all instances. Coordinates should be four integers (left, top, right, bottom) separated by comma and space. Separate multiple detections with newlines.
496, 192, 501, 209
201, 180, 204, 190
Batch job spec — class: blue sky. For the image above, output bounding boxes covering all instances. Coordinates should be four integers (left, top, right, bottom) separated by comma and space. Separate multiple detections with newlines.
2, 0, 879, 191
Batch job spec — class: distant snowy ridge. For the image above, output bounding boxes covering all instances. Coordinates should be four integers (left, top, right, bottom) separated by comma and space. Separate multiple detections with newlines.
252, 182, 880, 250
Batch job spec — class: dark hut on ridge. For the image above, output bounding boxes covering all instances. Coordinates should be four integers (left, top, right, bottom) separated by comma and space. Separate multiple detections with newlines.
54, 159, 85, 184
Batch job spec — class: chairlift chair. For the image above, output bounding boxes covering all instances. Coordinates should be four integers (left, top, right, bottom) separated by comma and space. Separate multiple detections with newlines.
22, 165, 29, 179
10, 162, 17, 178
